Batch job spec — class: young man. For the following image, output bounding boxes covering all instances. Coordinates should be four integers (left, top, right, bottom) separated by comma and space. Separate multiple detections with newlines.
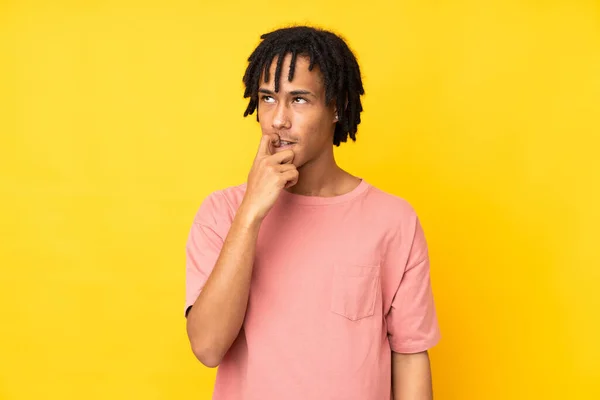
185, 26, 440, 399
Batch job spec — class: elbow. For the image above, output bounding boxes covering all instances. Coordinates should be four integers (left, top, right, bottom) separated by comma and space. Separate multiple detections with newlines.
186, 315, 225, 368
190, 342, 223, 368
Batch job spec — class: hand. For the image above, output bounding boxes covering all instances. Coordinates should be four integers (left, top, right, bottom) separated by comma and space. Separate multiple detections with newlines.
240, 134, 299, 221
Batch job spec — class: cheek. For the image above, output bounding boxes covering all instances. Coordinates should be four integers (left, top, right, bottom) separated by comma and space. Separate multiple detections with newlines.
257, 108, 270, 129
296, 126, 328, 158
296, 112, 324, 135
306, 114, 333, 142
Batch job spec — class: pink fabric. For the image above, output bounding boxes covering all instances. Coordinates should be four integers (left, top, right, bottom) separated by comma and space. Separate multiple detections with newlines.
185, 179, 440, 399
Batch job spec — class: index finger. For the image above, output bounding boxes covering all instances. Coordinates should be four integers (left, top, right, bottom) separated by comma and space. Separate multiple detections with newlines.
257, 133, 280, 157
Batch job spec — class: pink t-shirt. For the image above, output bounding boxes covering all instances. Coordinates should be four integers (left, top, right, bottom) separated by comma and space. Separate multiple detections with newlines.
185, 179, 440, 400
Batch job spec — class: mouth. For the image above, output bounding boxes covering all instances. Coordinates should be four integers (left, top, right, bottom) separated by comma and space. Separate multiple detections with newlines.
277, 140, 296, 147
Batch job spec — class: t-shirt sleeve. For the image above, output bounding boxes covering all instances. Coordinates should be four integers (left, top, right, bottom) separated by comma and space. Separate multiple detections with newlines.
385, 215, 441, 353
184, 191, 230, 318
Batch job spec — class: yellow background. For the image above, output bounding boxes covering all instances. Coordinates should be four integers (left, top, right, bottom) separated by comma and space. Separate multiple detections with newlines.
1, 0, 599, 399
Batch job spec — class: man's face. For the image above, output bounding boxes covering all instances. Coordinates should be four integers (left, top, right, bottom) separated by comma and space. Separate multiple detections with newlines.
257, 53, 337, 168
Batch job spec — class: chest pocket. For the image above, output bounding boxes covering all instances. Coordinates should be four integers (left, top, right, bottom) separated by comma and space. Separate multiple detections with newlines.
330, 264, 380, 321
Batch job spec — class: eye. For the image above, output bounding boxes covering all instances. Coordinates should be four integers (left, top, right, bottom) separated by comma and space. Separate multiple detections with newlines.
260, 95, 275, 103
293, 97, 308, 104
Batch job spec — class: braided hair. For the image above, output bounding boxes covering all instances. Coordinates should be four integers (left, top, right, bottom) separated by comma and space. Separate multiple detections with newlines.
242, 26, 365, 146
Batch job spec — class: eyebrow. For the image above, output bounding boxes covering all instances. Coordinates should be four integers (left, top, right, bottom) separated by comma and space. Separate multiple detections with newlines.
258, 88, 316, 98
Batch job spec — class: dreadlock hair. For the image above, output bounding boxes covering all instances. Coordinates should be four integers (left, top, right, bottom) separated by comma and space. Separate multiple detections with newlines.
242, 25, 365, 146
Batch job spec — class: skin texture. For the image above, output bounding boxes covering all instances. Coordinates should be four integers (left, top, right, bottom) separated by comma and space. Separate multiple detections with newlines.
256, 53, 360, 197
392, 351, 434, 399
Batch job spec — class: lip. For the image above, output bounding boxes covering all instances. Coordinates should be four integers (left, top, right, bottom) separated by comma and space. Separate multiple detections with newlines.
274, 141, 296, 151
275, 143, 296, 150
275, 141, 296, 148
274, 133, 296, 143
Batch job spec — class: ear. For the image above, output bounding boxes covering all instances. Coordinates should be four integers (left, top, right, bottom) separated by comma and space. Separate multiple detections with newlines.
332, 99, 348, 123
332, 103, 339, 123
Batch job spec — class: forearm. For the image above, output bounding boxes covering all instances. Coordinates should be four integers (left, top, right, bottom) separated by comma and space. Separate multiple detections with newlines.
391, 351, 433, 400
186, 204, 262, 367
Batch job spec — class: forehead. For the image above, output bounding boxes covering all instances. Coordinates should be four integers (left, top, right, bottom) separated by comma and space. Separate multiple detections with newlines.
260, 53, 324, 91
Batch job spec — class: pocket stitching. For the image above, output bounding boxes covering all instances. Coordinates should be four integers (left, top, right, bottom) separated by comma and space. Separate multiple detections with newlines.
330, 264, 380, 321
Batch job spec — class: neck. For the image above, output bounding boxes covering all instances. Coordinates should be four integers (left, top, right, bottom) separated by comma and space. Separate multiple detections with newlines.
284, 147, 356, 197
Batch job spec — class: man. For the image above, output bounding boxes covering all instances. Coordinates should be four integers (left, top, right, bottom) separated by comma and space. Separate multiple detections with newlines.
185, 25, 440, 400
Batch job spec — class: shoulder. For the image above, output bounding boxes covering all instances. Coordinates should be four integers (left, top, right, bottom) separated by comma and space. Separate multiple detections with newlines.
364, 183, 430, 263
363, 182, 420, 227
193, 182, 247, 226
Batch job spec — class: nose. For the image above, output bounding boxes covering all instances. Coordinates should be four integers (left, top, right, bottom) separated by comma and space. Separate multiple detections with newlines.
272, 102, 291, 130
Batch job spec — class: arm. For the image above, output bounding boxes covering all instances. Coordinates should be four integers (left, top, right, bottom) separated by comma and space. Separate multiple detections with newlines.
185, 134, 298, 368
185, 205, 261, 368
391, 351, 433, 400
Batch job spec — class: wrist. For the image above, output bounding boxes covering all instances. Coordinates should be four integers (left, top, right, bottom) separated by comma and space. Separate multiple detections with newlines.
236, 202, 264, 228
